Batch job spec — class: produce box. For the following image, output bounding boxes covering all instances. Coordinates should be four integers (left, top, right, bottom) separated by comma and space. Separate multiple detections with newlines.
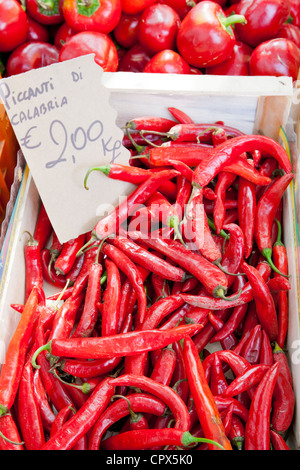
0, 72, 299, 450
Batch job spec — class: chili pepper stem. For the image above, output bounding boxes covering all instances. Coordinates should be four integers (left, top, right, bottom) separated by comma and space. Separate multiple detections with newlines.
31, 341, 52, 369
262, 248, 290, 278
50, 368, 91, 394
231, 436, 244, 450
214, 259, 245, 277
84, 166, 110, 190
0, 404, 8, 418
181, 431, 225, 449
0, 429, 24, 446
214, 287, 242, 301
76, 235, 97, 257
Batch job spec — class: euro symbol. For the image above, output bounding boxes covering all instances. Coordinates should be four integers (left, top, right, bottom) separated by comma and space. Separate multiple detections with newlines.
20, 126, 41, 150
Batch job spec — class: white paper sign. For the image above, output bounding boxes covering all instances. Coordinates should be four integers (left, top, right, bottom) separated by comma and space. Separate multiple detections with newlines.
0, 55, 133, 242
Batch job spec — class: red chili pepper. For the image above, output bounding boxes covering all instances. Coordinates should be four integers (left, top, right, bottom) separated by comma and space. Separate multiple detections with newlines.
223, 364, 270, 399
0, 287, 39, 415
102, 243, 147, 324
238, 178, 256, 261
88, 392, 166, 450
270, 430, 291, 450
168, 106, 194, 124
50, 405, 87, 450
17, 360, 45, 450
210, 354, 228, 396
109, 373, 191, 431
241, 261, 278, 341
240, 324, 263, 365
192, 135, 292, 189
271, 356, 295, 434
202, 350, 251, 383
70, 244, 101, 299
41, 377, 114, 450
126, 115, 177, 132
54, 233, 86, 276
272, 342, 293, 388
167, 123, 244, 143
40, 249, 67, 288
48, 292, 85, 341
220, 223, 245, 286
148, 144, 212, 167
32, 369, 56, 434
244, 362, 280, 450
272, 219, 289, 348
100, 428, 225, 450
24, 232, 44, 302
72, 261, 103, 338
222, 157, 272, 186
182, 336, 232, 450
213, 171, 237, 234
259, 329, 274, 366
0, 414, 24, 450
33, 202, 52, 250
228, 414, 245, 450
101, 258, 120, 337
254, 173, 293, 275
208, 312, 238, 350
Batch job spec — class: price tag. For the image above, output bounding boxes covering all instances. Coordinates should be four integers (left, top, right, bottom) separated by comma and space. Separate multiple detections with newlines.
0, 54, 133, 242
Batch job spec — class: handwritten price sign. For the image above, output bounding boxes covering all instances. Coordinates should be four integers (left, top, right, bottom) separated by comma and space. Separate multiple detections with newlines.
0, 55, 132, 242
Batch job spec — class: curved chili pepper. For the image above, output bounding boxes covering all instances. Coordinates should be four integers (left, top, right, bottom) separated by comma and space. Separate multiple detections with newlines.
102, 243, 147, 324
126, 116, 177, 132
70, 244, 100, 299
192, 309, 229, 353
273, 219, 289, 347
60, 313, 132, 379
167, 123, 244, 143
100, 428, 225, 450
40, 249, 67, 288
222, 157, 272, 186
72, 261, 102, 338
241, 261, 278, 341
50, 405, 87, 450
210, 354, 228, 396
110, 236, 186, 282
101, 258, 120, 337
238, 176, 256, 260
223, 364, 270, 398
271, 355, 295, 434
33, 201, 52, 250
220, 223, 245, 288
109, 373, 191, 431
148, 145, 212, 167
132, 233, 230, 300
32, 368, 56, 434
169, 340, 189, 404
0, 414, 24, 450
150, 346, 177, 386
54, 233, 86, 276
244, 362, 280, 450
88, 392, 166, 450
0, 287, 39, 417
254, 173, 293, 275
167, 107, 194, 124
17, 360, 45, 450
213, 171, 237, 234
192, 135, 292, 189
41, 377, 115, 450
24, 232, 44, 303
182, 336, 232, 450
270, 430, 290, 450
48, 292, 84, 341
202, 350, 251, 384
240, 324, 262, 365
32, 323, 202, 364
208, 312, 238, 350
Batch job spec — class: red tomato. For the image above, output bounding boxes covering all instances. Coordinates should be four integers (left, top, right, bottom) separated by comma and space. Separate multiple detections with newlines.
63, 0, 121, 34
177, 1, 245, 68
138, 3, 181, 56
0, 0, 28, 53
113, 12, 141, 49
234, 0, 291, 48
26, 16, 50, 43
117, 42, 151, 72
25, 0, 64, 25
54, 22, 77, 49
206, 41, 253, 76
249, 38, 300, 81
6, 41, 60, 76
59, 31, 119, 71
121, 0, 157, 15
143, 49, 191, 74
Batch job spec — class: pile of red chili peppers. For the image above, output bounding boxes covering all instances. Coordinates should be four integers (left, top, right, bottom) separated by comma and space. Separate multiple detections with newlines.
0, 106, 295, 451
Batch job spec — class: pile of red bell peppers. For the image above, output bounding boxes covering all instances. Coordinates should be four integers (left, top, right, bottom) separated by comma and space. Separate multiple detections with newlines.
0, 0, 299, 80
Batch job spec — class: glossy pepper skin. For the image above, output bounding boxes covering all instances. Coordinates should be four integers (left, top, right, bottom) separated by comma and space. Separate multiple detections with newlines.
234, 0, 291, 48
176, 1, 245, 68
249, 38, 300, 81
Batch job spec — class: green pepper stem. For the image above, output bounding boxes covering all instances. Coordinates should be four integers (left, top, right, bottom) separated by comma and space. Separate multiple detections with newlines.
0, 429, 24, 446
222, 14, 246, 28
215, 287, 242, 301
262, 248, 290, 277
214, 259, 245, 277
181, 431, 225, 450
274, 219, 284, 247
50, 368, 91, 394
84, 166, 111, 189
31, 341, 52, 369
0, 404, 8, 418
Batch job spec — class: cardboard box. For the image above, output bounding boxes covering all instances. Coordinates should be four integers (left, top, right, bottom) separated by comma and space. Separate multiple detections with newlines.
0, 73, 299, 449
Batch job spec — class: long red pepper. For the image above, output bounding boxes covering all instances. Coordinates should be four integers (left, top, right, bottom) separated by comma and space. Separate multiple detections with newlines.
100, 258, 120, 337
54, 233, 86, 276
273, 219, 289, 347
254, 173, 293, 275
193, 135, 292, 189
32, 323, 202, 363
32, 369, 56, 433
0, 287, 39, 415
244, 362, 280, 450
270, 430, 290, 450
88, 393, 166, 450
17, 360, 45, 450
102, 243, 147, 324
41, 377, 115, 450
241, 261, 278, 341
183, 336, 232, 450
126, 116, 177, 132
213, 171, 237, 234
24, 232, 44, 302
108, 373, 191, 431
238, 175, 256, 259
222, 364, 270, 398
33, 202, 52, 250
167, 123, 244, 143
220, 223, 245, 288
